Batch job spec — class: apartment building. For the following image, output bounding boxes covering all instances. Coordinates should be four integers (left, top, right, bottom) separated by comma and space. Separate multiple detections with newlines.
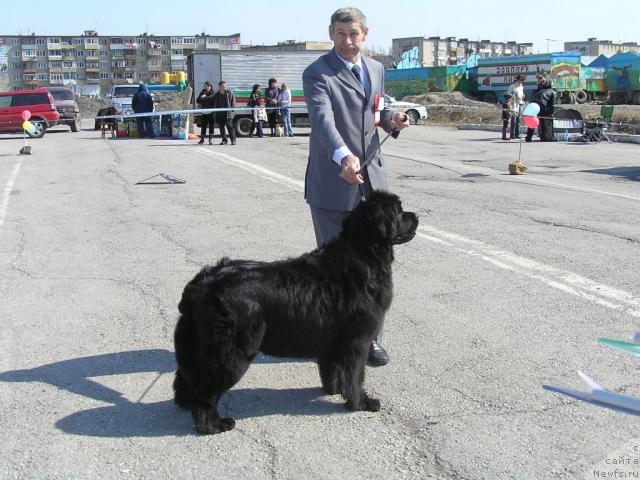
564, 38, 640, 56
392, 36, 533, 67
242, 40, 332, 51
0, 30, 241, 95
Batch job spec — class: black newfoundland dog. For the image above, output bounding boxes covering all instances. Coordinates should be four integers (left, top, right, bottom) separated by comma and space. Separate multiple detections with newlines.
173, 191, 418, 434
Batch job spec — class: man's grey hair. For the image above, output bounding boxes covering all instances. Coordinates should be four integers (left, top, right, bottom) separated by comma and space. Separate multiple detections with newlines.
330, 7, 367, 29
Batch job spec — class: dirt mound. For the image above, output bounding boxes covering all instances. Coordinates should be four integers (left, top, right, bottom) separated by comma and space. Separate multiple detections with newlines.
78, 92, 187, 119
404, 91, 501, 125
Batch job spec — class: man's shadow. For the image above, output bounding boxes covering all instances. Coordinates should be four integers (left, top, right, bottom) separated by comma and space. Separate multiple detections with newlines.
0, 349, 341, 437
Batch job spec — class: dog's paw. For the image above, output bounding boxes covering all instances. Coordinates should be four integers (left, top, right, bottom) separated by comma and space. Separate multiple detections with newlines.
362, 397, 381, 412
321, 382, 338, 395
194, 416, 236, 435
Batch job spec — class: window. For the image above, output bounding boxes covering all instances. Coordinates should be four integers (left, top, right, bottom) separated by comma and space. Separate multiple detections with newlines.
161, 50, 169, 55
100, 38, 108, 45
75, 50, 84, 57
37, 62, 46, 68
63, 61, 74, 68
12, 62, 21, 69
36, 38, 46, 45
12, 51, 20, 57
49, 50, 62, 57
138, 50, 147, 56
37, 73, 48, 80
111, 49, 123, 56
77, 61, 85, 68
0, 95, 13, 107
50, 73, 62, 81
99, 50, 109, 56
12, 92, 49, 106
113, 72, 123, 79
100, 61, 109, 68
124, 72, 135, 79
63, 72, 76, 79
11, 38, 18, 45
183, 37, 195, 44
74, 38, 82, 45
37, 51, 47, 57
13, 74, 21, 80
100, 72, 109, 79
139, 72, 147, 78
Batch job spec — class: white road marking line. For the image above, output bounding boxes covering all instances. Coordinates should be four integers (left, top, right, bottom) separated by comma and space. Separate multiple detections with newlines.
387, 151, 640, 202
0, 159, 22, 228
193, 147, 640, 316
194, 147, 304, 192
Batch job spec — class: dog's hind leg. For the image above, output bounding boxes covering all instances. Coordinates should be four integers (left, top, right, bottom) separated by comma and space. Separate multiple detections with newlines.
338, 340, 381, 412
173, 369, 194, 409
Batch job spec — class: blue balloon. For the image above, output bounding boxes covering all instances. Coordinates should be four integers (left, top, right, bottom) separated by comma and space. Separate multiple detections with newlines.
522, 103, 540, 117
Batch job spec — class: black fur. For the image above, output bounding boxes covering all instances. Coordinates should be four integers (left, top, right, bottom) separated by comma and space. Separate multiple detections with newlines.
173, 191, 419, 434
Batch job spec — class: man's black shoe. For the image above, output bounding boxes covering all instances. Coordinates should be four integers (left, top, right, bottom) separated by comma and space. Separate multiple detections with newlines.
368, 341, 389, 366
220, 140, 227, 145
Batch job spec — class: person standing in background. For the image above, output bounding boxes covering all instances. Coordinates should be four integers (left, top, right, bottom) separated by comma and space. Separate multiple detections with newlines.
507, 74, 525, 139
247, 84, 262, 137
212, 80, 236, 145
131, 83, 155, 138
196, 81, 215, 144
265, 78, 281, 137
280, 83, 294, 137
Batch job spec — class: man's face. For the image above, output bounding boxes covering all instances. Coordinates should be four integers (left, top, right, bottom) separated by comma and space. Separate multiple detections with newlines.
329, 21, 368, 61
219, 83, 226, 92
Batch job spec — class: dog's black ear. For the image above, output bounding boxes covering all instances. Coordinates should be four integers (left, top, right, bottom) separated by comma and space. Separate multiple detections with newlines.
342, 191, 400, 244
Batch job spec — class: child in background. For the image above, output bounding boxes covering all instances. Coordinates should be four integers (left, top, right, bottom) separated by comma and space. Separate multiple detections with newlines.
255, 97, 267, 138
501, 94, 514, 140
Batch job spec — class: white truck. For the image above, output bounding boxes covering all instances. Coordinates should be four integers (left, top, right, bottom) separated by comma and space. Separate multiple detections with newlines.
105, 84, 140, 115
187, 50, 326, 136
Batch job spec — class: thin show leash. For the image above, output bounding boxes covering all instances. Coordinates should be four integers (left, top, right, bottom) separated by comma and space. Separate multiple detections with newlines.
356, 113, 408, 201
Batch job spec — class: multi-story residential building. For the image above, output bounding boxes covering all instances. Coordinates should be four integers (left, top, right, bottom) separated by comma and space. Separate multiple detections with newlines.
564, 38, 640, 56
242, 40, 333, 51
0, 30, 241, 95
391, 36, 533, 67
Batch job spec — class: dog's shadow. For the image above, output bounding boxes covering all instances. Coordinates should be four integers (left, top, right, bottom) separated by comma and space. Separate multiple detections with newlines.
0, 349, 341, 438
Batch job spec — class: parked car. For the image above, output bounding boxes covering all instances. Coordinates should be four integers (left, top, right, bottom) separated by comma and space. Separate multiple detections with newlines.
0, 88, 60, 138
384, 94, 428, 124
106, 84, 140, 115
47, 86, 80, 132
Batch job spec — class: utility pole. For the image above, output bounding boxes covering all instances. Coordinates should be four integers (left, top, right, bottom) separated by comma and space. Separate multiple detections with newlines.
545, 38, 556, 53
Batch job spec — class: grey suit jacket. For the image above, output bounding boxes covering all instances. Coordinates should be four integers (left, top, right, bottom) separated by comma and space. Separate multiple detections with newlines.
303, 49, 395, 211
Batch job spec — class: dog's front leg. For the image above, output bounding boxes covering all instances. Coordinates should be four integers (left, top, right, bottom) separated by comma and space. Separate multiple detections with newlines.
341, 343, 381, 412
191, 396, 236, 435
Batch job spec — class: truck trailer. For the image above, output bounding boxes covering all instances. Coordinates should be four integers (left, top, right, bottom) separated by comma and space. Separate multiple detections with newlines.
476, 52, 583, 104
187, 50, 326, 136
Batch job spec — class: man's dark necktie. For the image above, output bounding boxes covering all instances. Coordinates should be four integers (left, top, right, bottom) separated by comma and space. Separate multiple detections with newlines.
351, 64, 365, 90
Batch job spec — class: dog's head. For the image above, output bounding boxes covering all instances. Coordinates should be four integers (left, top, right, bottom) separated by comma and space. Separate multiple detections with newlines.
342, 191, 418, 246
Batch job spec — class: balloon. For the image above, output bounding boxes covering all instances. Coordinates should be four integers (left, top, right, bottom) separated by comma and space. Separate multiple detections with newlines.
522, 103, 540, 117
21, 110, 31, 121
22, 121, 37, 134
523, 115, 539, 129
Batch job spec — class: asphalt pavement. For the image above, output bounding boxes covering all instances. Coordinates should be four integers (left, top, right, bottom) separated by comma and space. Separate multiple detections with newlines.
1, 122, 639, 479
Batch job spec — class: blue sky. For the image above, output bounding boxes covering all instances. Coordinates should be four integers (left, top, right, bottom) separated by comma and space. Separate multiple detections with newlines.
6, 0, 638, 55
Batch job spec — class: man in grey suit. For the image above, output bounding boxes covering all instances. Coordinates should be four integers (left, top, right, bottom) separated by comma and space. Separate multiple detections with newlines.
303, 7, 410, 366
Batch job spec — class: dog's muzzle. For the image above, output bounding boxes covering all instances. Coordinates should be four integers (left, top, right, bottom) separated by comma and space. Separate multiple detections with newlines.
392, 212, 419, 244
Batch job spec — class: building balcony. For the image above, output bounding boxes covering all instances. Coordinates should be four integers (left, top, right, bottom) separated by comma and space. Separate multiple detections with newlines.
23, 68, 37, 74
62, 67, 77, 72
21, 54, 37, 61
85, 56, 100, 61
170, 54, 185, 61
63, 55, 76, 61
47, 42, 61, 49
112, 66, 126, 73
124, 54, 138, 60
124, 66, 137, 72
86, 78, 102, 84
85, 67, 101, 73
22, 80, 39, 86
148, 49, 162, 56
148, 65, 165, 71
49, 67, 63, 73
110, 43, 125, 50
61, 43, 75, 50
21, 43, 36, 49
84, 42, 100, 50
48, 54, 62, 60
170, 44, 185, 50
49, 78, 63, 85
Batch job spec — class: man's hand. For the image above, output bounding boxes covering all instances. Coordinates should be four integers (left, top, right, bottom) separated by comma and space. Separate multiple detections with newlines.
340, 155, 364, 185
390, 112, 410, 131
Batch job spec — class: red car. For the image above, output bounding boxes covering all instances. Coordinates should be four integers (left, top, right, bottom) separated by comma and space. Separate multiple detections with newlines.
0, 88, 60, 138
